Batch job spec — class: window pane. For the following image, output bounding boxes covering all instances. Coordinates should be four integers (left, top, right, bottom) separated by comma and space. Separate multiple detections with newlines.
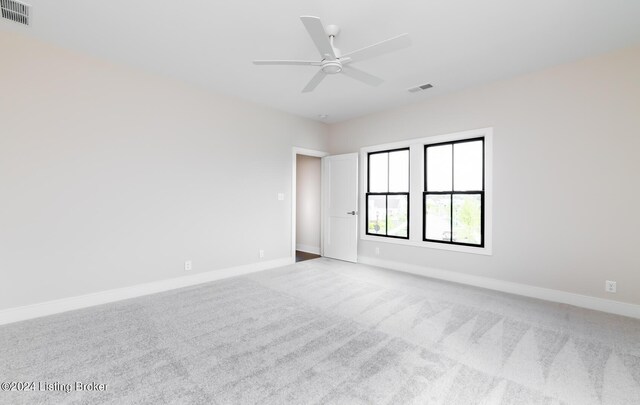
426, 144, 452, 191
367, 195, 386, 235
387, 195, 408, 238
425, 194, 451, 241
453, 194, 482, 245
454, 140, 483, 191
369, 153, 388, 192
388, 150, 409, 192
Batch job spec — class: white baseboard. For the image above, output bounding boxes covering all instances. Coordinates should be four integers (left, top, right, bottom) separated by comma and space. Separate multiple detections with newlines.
296, 244, 321, 255
0, 257, 294, 326
358, 256, 640, 319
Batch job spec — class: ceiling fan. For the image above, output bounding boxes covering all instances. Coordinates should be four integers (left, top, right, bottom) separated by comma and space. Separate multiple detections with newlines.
253, 16, 411, 93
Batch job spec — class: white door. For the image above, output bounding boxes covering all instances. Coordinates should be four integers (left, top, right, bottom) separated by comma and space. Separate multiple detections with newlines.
322, 153, 358, 262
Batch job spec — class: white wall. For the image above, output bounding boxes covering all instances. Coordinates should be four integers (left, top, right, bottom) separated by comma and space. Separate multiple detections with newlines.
329, 45, 640, 305
296, 155, 321, 254
0, 32, 329, 310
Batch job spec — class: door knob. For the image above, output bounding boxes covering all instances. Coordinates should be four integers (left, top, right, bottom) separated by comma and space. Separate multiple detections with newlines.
347, 211, 357, 215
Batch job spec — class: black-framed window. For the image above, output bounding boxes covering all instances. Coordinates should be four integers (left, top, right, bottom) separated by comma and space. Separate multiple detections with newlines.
366, 148, 409, 239
423, 138, 484, 247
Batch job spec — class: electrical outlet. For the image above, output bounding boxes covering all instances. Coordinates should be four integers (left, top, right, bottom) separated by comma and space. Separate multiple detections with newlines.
184, 260, 192, 271
605, 280, 617, 293
259, 249, 265, 259
277, 193, 284, 201
375, 247, 380, 255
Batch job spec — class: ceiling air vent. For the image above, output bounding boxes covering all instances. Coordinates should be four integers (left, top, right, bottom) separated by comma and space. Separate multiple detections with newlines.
408, 83, 433, 93
1, 0, 30, 26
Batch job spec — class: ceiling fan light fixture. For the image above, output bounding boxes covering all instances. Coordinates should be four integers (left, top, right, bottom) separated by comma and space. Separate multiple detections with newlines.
321, 61, 342, 74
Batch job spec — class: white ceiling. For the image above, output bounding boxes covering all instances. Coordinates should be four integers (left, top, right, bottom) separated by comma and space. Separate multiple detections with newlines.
2, 0, 640, 123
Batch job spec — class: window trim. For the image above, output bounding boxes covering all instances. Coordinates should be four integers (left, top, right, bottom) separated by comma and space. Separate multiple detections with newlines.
423, 137, 485, 247
359, 127, 493, 256
365, 147, 410, 240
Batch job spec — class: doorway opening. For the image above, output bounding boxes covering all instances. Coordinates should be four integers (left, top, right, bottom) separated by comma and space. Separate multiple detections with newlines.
292, 148, 328, 262
296, 154, 321, 262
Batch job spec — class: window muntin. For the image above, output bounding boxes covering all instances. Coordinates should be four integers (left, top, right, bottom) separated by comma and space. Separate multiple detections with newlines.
424, 138, 484, 246
366, 148, 409, 239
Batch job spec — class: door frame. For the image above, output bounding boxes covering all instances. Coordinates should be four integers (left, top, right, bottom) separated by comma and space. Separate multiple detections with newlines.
292, 147, 329, 260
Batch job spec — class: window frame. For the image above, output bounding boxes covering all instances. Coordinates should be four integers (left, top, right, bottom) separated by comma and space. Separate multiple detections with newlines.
359, 127, 493, 256
365, 147, 410, 240
423, 137, 485, 247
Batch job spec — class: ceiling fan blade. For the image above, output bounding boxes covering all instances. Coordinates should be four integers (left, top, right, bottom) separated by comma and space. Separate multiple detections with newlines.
302, 70, 327, 93
342, 33, 411, 63
253, 60, 319, 66
300, 16, 336, 60
341, 65, 384, 87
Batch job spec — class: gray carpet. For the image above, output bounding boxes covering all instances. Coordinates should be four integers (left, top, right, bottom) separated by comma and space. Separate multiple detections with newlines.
1, 258, 639, 404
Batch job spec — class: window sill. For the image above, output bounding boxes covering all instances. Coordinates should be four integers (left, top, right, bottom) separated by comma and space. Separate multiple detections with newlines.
360, 235, 492, 256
